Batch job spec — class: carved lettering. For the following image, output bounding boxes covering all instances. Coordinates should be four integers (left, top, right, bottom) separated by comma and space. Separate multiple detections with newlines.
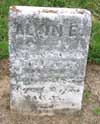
15, 19, 79, 38
69, 23, 78, 36
16, 23, 24, 34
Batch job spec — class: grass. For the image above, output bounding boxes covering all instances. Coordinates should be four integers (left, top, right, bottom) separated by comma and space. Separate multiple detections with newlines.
88, 19, 100, 64
0, 0, 100, 63
83, 88, 91, 103
0, 42, 8, 59
92, 106, 100, 116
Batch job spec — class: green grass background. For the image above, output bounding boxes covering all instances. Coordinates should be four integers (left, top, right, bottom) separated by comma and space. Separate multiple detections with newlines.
0, 0, 100, 63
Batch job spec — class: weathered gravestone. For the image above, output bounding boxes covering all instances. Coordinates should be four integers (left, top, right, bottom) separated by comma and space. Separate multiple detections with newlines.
9, 6, 91, 114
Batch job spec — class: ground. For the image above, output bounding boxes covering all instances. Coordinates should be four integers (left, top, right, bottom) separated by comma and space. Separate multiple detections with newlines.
0, 59, 100, 124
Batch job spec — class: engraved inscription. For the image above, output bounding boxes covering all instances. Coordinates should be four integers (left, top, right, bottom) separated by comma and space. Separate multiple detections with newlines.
22, 84, 81, 104
15, 17, 80, 38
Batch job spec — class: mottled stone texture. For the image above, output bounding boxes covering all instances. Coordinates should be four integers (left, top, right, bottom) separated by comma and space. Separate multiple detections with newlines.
8, 6, 91, 114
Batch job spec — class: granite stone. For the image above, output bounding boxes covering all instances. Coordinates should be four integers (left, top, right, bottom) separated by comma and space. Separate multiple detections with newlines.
8, 6, 91, 114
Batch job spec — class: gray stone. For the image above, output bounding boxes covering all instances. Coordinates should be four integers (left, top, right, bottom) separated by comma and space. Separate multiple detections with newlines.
8, 6, 91, 114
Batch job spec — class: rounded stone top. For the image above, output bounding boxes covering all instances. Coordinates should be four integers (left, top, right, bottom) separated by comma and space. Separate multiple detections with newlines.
9, 6, 91, 16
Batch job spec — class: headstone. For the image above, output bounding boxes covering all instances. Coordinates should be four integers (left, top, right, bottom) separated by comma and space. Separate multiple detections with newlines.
9, 6, 91, 114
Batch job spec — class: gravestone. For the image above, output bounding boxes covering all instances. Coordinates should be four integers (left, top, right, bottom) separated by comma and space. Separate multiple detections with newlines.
9, 6, 91, 114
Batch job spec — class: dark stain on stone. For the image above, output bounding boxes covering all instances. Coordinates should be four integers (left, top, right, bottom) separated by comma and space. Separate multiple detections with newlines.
42, 9, 58, 13
77, 89, 80, 92
29, 62, 31, 66
59, 53, 62, 57
10, 6, 21, 13
78, 10, 84, 14
33, 96, 37, 100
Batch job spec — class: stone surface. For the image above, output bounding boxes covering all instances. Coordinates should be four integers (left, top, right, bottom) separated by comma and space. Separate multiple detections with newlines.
8, 6, 91, 114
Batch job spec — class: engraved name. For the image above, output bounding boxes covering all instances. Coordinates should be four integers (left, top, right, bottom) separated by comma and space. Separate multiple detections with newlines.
14, 18, 80, 38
